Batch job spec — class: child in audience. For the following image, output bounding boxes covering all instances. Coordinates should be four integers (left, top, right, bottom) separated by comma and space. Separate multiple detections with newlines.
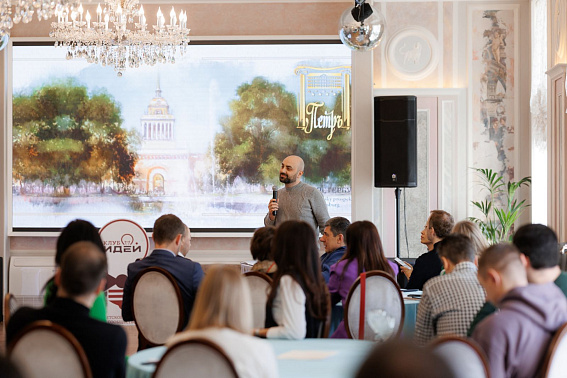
328, 221, 398, 338
250, 226, 277, 276
167, 265, 278, 378
254, 220, 329, 339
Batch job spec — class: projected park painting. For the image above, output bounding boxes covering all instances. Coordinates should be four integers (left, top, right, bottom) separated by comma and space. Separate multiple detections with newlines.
11, 44, 352, 230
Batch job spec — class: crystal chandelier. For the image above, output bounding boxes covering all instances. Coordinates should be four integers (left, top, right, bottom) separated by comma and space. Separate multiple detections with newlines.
0, 0, 79, 36
50, 0, 190, 75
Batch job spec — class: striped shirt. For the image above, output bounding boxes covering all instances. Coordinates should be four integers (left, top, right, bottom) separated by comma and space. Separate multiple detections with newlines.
414, 261, 486, 346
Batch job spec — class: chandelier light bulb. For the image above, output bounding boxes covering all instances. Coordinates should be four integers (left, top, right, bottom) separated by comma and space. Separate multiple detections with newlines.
170, 7, 176, 27
339, 1, 386, 51
50, 0, 191, 75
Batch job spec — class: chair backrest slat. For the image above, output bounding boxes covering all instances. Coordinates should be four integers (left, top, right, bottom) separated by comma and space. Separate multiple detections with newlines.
431, 336, 490, 378
8, 320, 92, 378
132, 266, 185, 349
540, 322, 567, 378
344, 270, 404, 341
244, 271, 272, 329
4, 293, 18, 325
153, 338, 238, 378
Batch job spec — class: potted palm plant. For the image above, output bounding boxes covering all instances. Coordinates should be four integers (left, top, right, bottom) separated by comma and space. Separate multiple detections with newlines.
470, 168, 531, 245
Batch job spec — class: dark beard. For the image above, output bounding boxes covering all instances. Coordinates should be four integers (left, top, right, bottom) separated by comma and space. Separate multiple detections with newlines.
279, 174, 292, 184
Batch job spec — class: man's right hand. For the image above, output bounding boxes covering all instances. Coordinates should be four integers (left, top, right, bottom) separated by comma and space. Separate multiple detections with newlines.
268, 198, 279, 220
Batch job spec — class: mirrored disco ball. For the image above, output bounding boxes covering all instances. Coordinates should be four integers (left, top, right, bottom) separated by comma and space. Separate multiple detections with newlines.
339, 6, 385, 51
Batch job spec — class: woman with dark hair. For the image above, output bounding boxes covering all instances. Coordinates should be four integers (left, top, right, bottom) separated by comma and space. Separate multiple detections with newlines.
43, 219, 107, 321
254, 221, 329, 339
250, 226, 277, 275
328, 220, 399, 338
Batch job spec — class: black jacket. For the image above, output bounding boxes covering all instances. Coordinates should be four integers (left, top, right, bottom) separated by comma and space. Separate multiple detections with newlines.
405, 242, 443, 290
7, 297, 127, 378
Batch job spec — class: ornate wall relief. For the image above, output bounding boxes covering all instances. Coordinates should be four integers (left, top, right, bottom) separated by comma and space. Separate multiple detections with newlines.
385, 27, 440, 81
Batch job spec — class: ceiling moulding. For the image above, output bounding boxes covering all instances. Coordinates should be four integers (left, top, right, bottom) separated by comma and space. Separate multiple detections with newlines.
137, 0, 351, 3
137, 0, 518, 2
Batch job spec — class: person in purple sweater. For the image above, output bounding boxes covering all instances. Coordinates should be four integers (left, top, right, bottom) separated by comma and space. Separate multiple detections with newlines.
328, 221, 399, 338
472, 243, 567, 378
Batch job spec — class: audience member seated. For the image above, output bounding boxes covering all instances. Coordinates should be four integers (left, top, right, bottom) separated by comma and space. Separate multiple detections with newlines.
397, 217, 436, 288
254, 220, 329, 339
43, 219, 107, 322
177, 225, 192, 257
414, 234, 485, 345
452, 220, 489, 258
319, 217, 350, 283
328, 221, 398, 338
167, 265, 278, 378
471, 243, 567, 378
7, 242, 127, 378
250, 226, 277, 276
402, 210, 454, 289
355, 339, 455, 378
468, 223, 567, 336
122, 214, 204, 329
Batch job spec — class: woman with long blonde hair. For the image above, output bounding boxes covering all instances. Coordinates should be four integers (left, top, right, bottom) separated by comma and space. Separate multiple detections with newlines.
167, 265, 278, 378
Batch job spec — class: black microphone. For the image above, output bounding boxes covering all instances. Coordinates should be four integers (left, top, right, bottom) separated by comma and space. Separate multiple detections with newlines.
272, 185, 278, 217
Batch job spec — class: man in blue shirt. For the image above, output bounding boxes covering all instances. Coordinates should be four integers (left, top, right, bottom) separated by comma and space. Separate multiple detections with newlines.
320, 217, 350, 283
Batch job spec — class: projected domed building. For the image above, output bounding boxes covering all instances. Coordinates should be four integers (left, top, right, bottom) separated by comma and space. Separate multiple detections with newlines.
133, 80, 192, 195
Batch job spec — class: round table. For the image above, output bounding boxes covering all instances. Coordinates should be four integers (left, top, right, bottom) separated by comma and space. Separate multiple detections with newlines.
127, 338, 374, 378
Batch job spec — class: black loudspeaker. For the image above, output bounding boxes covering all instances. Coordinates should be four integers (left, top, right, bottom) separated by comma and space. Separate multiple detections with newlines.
374, 96, 418, 188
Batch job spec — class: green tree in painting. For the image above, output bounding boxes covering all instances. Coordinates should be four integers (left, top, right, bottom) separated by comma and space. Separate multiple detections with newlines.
214, 77, 299, 186
12, 79, 138, 193
214, 76, 351, 187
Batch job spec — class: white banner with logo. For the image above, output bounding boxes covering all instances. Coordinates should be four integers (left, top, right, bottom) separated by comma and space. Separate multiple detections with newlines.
100, 219, 149, 323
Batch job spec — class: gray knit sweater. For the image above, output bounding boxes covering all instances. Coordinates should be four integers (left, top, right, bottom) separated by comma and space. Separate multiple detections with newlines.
264, 181, 330, 234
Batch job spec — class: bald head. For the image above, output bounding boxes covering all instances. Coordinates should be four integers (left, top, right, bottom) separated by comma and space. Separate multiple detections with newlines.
284, 155, 305, 172
285, 155, 304, 171
280, 155, 304, 187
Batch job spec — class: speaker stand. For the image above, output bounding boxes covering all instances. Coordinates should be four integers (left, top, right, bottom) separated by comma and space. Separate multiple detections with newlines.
395, 187, 401, 258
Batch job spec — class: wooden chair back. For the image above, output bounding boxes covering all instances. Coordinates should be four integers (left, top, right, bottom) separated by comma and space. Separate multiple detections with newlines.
4, 293, 18, 325
8, 320, 92, 378
344, 270, 404, 341
540, 322, 567, 378
243, 271, 272, 329
153, 338, 238, 378
132, 266, 185, 350
431, 336, 490, 378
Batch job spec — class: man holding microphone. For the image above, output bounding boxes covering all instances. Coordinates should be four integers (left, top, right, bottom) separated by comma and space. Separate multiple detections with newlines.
264, 155, 330, 235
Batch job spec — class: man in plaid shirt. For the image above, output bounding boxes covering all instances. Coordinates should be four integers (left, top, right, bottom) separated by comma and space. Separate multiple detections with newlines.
414, 234, 486, 345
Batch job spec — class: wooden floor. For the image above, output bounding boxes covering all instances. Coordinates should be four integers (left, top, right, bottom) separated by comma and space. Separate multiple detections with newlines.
0, 322, 140, 357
